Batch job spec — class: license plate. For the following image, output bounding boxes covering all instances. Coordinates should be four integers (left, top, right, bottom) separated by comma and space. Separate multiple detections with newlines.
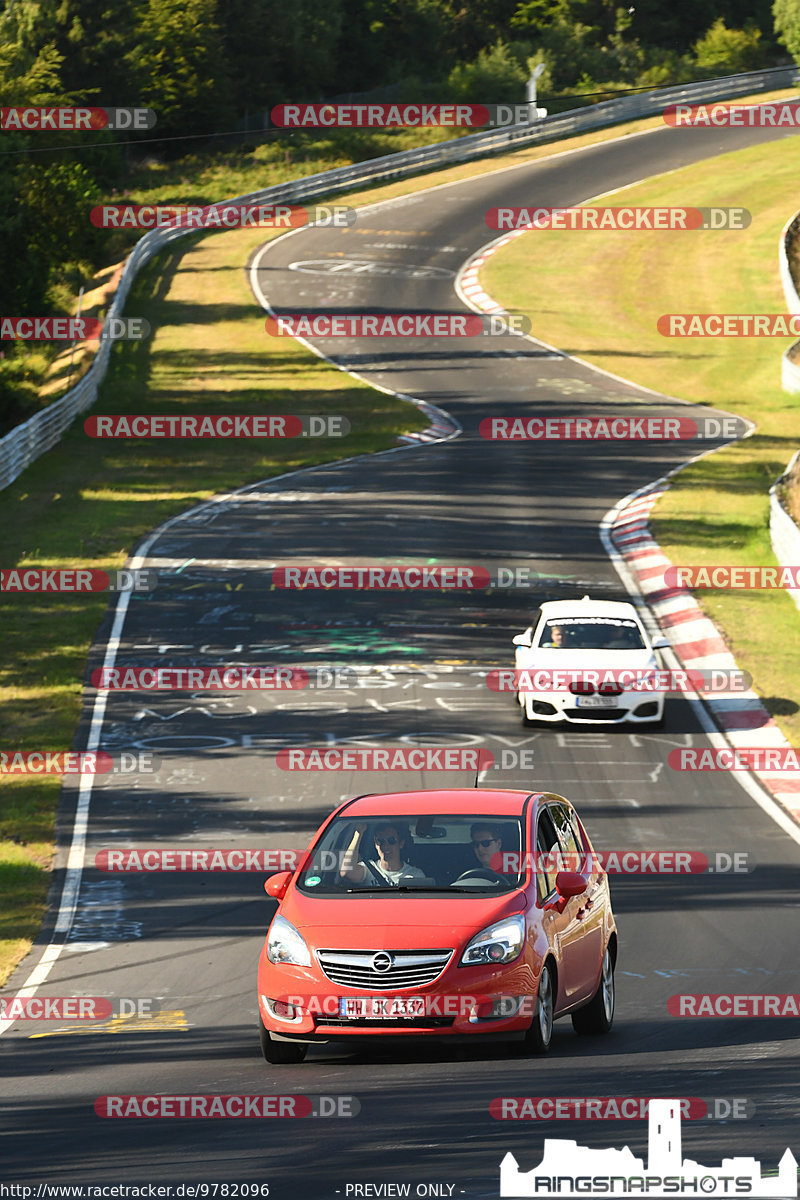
339, 996, 426, 1019
577, 695, 618, 708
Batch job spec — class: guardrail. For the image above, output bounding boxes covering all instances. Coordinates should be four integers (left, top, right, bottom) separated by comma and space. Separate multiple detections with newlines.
779, 208, 800, 392
769, 451, 800, 612
1, 64, 797, 493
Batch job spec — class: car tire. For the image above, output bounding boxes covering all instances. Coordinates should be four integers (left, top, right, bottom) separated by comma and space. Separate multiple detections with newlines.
521, 701, 537, 728
259, 1016, 307, 1063
571, 946, 615, 1035
524, 961, 554, 1053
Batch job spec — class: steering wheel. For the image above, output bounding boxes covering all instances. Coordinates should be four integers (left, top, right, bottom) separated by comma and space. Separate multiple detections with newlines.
452, 867, 506, 886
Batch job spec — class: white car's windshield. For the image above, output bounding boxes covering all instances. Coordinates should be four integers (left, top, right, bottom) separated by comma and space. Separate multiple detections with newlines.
538, 617, 646, 651
296, 814, 525, 895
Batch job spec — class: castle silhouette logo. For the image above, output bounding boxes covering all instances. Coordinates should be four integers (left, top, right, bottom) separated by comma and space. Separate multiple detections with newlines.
500, 1099, 797, 1197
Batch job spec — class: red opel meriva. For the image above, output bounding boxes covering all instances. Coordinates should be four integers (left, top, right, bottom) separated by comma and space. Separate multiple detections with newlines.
257, 789, 617, 1062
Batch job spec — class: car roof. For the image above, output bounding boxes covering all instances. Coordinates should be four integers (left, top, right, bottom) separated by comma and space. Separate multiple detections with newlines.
340, 789, 541, 817
539, 597, 643, 621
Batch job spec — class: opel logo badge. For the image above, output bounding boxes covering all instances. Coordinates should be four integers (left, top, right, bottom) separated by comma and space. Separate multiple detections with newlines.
372, 952, 393, 973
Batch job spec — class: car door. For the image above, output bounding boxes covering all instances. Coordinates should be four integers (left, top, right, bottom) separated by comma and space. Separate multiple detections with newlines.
533, 806, 589, 1010
548, 800, 605, 1003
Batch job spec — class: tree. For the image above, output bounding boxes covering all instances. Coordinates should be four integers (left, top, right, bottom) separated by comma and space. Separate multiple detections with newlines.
774, 0, 800, 62
124, 0, 234, 138
693, 18, 765, 74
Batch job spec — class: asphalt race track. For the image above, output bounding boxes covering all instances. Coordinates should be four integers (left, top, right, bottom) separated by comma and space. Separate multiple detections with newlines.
2, 118, 800, 1197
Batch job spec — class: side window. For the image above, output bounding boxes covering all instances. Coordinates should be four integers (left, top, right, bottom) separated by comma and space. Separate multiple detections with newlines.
535, 809, 562, 901
549, 802, 583, 870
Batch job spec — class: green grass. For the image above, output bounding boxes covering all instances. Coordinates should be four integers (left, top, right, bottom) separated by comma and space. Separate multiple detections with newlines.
481, 132, 800, 748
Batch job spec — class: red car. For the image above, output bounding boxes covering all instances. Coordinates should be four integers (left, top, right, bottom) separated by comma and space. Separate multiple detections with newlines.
257, 789, 617, 1063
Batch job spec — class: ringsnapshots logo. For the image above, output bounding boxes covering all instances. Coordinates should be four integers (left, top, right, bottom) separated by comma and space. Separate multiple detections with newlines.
486, 207, 750, 231
1, 568, 156, 593
479, 415, 748, 441
1, 317, 149, 341
265, 312, 530, 337
499, 1098, 797, 1197
664, 101, 800, 127
1, 107, 156, 131
90, 203, 355, 230
270, 103, 533, 128
83, 415, 349, 438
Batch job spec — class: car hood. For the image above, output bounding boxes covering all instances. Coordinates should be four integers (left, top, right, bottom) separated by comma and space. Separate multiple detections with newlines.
522, 648, 656, 668
278, 888, 526, 945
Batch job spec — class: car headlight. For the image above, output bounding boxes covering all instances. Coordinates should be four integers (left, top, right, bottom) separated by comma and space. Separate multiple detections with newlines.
460, 914, 525, 967
266, 914, 311, 966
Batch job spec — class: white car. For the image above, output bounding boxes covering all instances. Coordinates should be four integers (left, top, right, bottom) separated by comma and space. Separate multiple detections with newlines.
512, 596, 670, 726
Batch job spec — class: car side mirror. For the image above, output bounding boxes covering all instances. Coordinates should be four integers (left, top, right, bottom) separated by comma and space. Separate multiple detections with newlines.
512, 633, 532, 647
555, 870, 588, 898
543, 871, 588, 913
264, 870, 292, 899
651, 636, 670, 650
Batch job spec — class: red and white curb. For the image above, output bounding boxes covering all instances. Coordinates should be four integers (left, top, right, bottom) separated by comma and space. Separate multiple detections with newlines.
459, 230, 529, 315
611, 484, 800, 825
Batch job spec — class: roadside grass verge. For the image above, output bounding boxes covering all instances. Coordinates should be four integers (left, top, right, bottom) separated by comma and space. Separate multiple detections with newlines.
480, 133, 800, 747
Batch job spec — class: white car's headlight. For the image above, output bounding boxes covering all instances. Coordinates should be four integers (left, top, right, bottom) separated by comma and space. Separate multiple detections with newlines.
460, 915, 525, 967
266, 914, 311, 966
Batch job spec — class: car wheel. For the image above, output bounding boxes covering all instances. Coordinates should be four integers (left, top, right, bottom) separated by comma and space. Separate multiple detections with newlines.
571, 946, 615, 1035
259, 1016, 307, 1063
521, 700, 537, 728
524, 961, 554, 1053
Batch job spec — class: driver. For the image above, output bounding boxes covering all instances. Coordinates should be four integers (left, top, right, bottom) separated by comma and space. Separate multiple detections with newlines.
470, 824, 504, 872
339, 822, 427, 887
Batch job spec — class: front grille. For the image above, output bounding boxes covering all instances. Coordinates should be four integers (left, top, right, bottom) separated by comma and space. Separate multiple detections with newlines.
317, 949, 452, 989
563, 707, 624, 721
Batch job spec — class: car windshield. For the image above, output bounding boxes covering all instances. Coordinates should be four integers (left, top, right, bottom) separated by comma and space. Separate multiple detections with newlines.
538, 616, 646, 651
296, 814, 525, 895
